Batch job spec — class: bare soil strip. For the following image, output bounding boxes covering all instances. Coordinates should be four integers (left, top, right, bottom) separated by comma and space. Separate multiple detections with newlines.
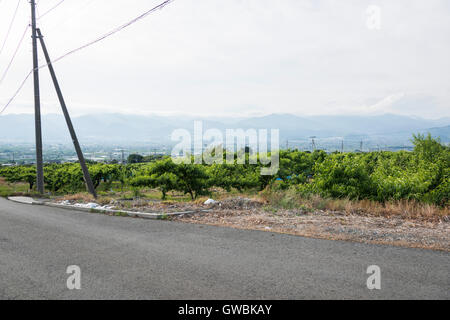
106, 197, 450, 251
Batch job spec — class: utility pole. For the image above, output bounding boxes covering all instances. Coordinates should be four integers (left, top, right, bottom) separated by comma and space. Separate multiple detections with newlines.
36, 29, 97, 198
341, 140, 344, 153
310, 136, 316, 152
31, 0, 44, 194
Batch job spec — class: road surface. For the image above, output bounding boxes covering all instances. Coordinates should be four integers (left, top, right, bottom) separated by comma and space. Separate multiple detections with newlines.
0, 197, 448, 299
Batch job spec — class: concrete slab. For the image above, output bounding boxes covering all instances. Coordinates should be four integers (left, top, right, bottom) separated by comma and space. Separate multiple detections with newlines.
7, 196, 212, 219
8, 196, 43, 205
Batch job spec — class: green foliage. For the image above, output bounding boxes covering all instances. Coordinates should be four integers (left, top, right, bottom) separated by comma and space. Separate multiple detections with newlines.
127, 153, 165, 164
129, 158, 209, 200
314, 153, 374, 199
1, 134, 448, 206
174, 163, 210, 200
207, 164, 259, 192
127, 154, 144, 163
44, 163, 84, 192
412, 133, 447, 162
130, 171, 178, 200
143, 154, 165, 162
0, 166, 36, 190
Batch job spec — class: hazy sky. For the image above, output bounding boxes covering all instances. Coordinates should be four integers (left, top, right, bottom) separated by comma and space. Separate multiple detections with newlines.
0, 0, 449, 118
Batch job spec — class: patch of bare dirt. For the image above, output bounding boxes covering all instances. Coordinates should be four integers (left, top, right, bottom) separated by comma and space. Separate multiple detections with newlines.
108, 196, 265, 213
53, 196, 449, 251
171, 199, 450, 251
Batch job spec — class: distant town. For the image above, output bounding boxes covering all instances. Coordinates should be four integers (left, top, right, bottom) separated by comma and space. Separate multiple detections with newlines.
0, 139, 416, 166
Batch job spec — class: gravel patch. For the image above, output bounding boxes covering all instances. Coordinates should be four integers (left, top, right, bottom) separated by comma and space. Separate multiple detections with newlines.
172, 200, 450, 251
52, 197, 449, 251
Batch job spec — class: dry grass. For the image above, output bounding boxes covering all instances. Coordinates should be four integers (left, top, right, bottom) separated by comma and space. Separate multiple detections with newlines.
45, 185, 450, 222
361, 199, 449, 220
261, 190, 449, 221
59, 193, 96, 203
57, 193, 113, 206
193, 196, 210, 205
0, 179, 31, 197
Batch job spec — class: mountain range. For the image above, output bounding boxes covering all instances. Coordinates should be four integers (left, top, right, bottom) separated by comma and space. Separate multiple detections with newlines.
0, 113, 449, 146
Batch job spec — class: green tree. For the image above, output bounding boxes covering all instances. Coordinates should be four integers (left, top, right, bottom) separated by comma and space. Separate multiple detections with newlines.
131, 172, 178, 200
127, 154, 144, 164
412, 133, 446, 162
1, 166, 36, 190
174, 163, 210, 200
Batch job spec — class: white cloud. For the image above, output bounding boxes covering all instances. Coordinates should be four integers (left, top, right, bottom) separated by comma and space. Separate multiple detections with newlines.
0, 0, 449, 118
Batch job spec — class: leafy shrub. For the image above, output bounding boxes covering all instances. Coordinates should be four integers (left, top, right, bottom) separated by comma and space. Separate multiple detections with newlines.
1, 134, 448, 206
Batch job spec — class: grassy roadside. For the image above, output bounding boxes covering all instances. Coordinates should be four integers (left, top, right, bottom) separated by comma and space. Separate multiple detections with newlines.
261, 188, 449, 222
0, 178, 30, 198
2, 178, 448, 251
1, 177, 448, 222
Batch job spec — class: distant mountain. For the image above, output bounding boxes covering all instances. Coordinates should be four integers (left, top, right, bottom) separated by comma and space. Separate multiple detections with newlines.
235, 114, 328, 137
423, 125, 450, 141
0, 113, 449, 144
305, 114, 449, 135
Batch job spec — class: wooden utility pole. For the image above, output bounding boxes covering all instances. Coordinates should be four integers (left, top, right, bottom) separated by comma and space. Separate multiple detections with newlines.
310, 136, 316, 152
30, 0, 44, 194
36, 28, 97, 198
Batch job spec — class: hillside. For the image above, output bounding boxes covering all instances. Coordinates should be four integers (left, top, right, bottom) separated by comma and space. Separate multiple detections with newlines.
0, 113, 449, 144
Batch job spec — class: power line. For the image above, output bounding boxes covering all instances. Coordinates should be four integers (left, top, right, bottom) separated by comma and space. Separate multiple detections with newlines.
0, 0, 22, 57
37, 0, 66, 20
49, 0, 174, 65
0, 24, 29, 86
0, 70, 32, 115
0, 0, 174, 115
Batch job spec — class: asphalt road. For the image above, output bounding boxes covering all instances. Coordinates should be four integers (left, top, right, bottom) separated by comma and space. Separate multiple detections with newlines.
0, 197, 448, 299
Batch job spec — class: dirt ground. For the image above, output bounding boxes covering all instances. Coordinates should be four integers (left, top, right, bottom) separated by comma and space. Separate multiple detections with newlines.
105, 197, 450, 251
